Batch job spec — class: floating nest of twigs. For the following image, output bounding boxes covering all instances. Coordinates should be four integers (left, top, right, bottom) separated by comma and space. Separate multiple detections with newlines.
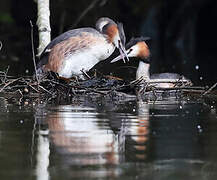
0, 70, 216, 105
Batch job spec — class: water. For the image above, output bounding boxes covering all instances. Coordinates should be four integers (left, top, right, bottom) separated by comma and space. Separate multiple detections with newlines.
0, 95, 217, 180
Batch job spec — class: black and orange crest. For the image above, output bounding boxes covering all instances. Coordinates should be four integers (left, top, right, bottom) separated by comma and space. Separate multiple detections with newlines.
100, 23, 117, 42
126, 37, 151, 49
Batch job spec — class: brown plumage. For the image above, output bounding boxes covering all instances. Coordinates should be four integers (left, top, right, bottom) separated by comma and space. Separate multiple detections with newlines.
36, 17, 128, 80
104, 24, 118, 43
137, 42, 150, 59
44, 32, 104, 73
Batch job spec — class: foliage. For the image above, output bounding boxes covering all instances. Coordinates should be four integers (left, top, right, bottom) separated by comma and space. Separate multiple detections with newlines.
0, 13, 14, 24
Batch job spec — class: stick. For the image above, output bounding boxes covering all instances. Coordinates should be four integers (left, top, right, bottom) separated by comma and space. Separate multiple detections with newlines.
202, 82, 217, 96
38, 85, 53, 95
30, 21, 39, 83
0, 77, 22, 92
130, 76, 144, 85
0, 41, 2, 51
0, 66, 10, 84
148, 86, 205, 91
139, 82, 149, 94
147, 79, 190, 83
89, 89, 107, 95
71, 0, 101, 28
28, 84, 40, 93
81, 69, 91, 79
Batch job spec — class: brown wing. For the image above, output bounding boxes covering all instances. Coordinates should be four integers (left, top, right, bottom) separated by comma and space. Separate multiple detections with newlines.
37, 28, 102, 69
44, 32, 105, 73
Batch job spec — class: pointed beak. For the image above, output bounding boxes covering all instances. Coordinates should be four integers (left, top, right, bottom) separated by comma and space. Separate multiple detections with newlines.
110, 54, 123, 63
117, 40, 129, 63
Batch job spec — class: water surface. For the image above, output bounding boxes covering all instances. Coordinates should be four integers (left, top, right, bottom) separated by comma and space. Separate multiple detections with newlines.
0, 95, 217, 180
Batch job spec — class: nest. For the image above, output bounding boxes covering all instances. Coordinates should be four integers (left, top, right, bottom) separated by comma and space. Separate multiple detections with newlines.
0, 69, 216, 105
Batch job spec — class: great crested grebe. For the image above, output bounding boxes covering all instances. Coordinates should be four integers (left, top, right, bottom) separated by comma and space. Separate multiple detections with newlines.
111, 37, 192, 88
36, 17, 128, 80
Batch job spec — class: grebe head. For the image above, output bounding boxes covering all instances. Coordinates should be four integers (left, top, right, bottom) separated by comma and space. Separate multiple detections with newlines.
96, 17, 116, 32
96, 17, 129, 62
110, 37, 151, 63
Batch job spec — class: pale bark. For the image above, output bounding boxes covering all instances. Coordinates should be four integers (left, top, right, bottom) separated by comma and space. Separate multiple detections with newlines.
36, 0, 51, 56
0, 41, 2, 51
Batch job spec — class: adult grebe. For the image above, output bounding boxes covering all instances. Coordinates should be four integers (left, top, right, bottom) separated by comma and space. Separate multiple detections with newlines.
36, 17, 128, 80
111, 37, 192, 88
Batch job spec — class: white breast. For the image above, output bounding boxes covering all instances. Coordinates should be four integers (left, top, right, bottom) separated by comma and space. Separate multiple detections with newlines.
58, 42, 115, 78
136, 61, 150, 80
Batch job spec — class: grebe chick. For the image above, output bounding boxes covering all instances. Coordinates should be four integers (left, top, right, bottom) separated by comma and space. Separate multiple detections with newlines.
36, 17, 129, 80
111, 37, 192, 88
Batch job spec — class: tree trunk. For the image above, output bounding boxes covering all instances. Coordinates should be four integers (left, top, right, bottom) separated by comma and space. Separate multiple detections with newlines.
36, 0, 51, 56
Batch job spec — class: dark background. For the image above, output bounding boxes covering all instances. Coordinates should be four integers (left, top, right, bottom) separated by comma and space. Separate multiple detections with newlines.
0, 0, 216, 86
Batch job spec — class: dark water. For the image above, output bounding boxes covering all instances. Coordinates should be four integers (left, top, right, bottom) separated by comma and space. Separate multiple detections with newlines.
0, 95, 217, 180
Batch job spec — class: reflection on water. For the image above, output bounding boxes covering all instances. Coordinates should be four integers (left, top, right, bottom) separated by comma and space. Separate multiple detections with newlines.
35, 132, 50, 180
0, 95, 217, 179
47, 106, 119, 165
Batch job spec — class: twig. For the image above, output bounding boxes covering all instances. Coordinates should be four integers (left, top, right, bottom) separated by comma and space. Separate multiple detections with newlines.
71, 0, 101, 28
148, 86, 205, 91
28, 84, 40, 93
147, 79, 190, 83
152, 89, 157, 99
8, 85, 28, 89
0, 77, 22, 92
81, 69, 91, 79
30, 20, 39, 83
38, 85, 53, 95
31, 115, 37, 166
111, 83, 134, 92
202, 82, 217, 96
130, 76, 144, 85
0, 41, 2, 51
17, 89, 24, 98
88, 89, 108, 95
19, 77, 40, 93
139, 82, 149, 94
2, 66, 10, 83
0, 74, 15, 78
99, 0, 108, 6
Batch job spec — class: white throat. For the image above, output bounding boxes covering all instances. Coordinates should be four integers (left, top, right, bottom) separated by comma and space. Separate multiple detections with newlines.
136, 61, 150, 80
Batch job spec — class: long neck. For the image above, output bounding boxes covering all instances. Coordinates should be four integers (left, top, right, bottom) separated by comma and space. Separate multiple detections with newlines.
136, 61, 150, 80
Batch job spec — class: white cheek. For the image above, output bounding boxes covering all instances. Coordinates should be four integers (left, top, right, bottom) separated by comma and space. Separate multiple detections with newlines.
129, 46, 139, 57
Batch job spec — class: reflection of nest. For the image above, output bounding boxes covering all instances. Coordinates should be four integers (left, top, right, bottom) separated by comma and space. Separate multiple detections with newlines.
0, 69, 216, 104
